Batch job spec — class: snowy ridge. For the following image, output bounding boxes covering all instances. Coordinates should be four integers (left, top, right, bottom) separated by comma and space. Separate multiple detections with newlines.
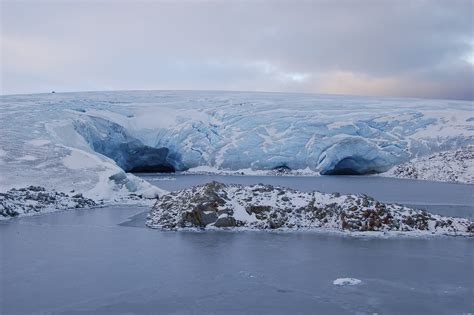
147, 182, 473, 236
1, 91, 473, 200
382, 147, 474, 184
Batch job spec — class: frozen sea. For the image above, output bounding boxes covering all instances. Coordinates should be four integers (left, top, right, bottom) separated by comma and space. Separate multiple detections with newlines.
1, 175, 473, 314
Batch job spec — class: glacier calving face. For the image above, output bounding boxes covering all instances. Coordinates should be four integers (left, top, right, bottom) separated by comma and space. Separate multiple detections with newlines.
74, 116, 178, 172
0, 91, 472, 199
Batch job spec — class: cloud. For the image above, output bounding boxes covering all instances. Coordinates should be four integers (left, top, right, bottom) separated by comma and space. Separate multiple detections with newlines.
316, 63, 474, 100
2, 35, 86, 73
1, 0, 473, 100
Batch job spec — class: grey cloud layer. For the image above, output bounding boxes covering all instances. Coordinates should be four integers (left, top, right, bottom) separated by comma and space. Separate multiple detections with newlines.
1, 0, 473, 99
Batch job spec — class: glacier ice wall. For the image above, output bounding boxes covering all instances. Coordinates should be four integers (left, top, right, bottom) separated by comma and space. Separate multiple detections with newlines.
0, 91, 472, 198
74, 116, 179, 172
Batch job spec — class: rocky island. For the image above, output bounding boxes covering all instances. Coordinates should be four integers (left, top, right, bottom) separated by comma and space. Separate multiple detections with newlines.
147, 181, 473, 236
0, 186, 98, 218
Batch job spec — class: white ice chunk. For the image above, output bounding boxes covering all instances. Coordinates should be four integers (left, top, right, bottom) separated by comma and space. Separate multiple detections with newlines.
333, 278, 362, 286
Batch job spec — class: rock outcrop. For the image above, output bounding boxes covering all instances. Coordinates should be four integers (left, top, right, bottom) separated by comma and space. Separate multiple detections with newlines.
0, 186, 98, 218
147, 181, 473, 235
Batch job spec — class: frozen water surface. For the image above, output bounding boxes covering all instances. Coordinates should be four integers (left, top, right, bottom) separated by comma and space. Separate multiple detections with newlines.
1, 175, 473, 314
1, 206, 473, 314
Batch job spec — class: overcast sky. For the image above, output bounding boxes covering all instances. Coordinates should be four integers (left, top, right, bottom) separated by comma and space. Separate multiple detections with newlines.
1, 0, 473, 100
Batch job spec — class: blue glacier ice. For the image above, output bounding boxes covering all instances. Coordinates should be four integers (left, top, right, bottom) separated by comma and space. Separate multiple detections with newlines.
0, 91, 472, 200
74, 116, 179, 172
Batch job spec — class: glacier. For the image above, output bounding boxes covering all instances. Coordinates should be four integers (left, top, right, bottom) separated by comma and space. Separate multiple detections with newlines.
0, 90, 472, 201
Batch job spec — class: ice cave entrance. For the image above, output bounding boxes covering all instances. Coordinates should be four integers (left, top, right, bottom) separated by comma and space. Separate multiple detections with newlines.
321, 156, 381, 175
128, 164, 175, 173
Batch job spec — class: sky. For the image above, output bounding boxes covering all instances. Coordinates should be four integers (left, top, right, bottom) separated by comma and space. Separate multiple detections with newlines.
1, 0, 473, 100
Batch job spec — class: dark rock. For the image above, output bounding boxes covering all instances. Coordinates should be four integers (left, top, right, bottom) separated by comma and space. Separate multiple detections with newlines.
214, 216, 237, 227
246, 205, 271, 215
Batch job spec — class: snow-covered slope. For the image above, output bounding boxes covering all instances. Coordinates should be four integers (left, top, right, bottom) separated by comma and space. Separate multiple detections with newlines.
382, 147, 474, 184
0, 91, 472, 200
147, 182, 473, 235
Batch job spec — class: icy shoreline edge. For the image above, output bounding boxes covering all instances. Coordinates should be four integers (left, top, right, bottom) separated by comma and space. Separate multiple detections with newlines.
180, 147, 474, 184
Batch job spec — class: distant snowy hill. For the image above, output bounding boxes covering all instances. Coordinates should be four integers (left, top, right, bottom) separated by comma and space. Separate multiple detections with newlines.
0, 91, 472, 200
383, 147, 474, 184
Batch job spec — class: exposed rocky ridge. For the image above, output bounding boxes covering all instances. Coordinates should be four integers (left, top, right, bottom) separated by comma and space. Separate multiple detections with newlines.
147, 181, 473, 235
383, 147, 474, 184
0, 186, 98, 219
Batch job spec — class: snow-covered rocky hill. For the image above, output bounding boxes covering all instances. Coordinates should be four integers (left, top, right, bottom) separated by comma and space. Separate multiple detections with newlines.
0, 186, 98, 218
0, 91, 472, 202
147, 182, 473, 236
382, 147, 473, 184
